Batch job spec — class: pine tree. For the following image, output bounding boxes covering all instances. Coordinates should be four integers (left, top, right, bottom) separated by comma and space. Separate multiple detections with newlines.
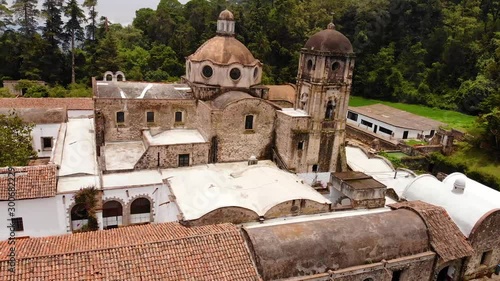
64, 0, 85, 84
11, 0, 39, 36
83, 0, 97, 41
41, 0, 65, 83
0, 0, 12, 31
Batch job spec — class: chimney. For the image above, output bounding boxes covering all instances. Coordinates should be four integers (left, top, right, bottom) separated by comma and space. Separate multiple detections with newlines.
452, 178, 466, 194
248, 155, 258, 166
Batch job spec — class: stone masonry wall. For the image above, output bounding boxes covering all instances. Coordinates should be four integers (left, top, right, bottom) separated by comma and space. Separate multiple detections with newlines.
95, 98, 198, 142
264, 199, 330, 219
195, 101, 214, 140
275, 111, 311, 172
346, 123, 399, 151
184, 207, 259, 226
216, 98, 276, 162
330, 255, 435, 281
134, 143, 210, 169
464, 209, 500, 280
275, 112, 293, 165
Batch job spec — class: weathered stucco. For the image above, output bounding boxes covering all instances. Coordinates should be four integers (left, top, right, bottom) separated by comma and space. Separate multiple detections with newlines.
245, 209, 430, 280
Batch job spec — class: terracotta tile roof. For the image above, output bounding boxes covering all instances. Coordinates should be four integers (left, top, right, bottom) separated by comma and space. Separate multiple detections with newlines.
265, 84, 296, 105
0, 165, 57, 200
389, 201, 474, 262
0, 223, 261, 280
0, 98, 93, 110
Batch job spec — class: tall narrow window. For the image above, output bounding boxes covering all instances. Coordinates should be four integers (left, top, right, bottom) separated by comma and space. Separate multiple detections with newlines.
298, 141, 304, 150
116, 111, 125, 123
245, 115, 254, 130
146, 111, 155, 123
312, 164, 318, 172
325, 100, 334, 120
178, 154, 190, 167
481, 250, 492, 265
175, 111, 183, 123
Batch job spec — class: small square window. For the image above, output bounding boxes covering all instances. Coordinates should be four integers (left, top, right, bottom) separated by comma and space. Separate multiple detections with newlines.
175, 112, 183, 123
116, 112, 125, 123
42, 137, 53, 151
11, 217, 23, 232
146, 111, 155, 123
245, 115, 254, 130
178, 154, 190, 167
298, 141, 304, 150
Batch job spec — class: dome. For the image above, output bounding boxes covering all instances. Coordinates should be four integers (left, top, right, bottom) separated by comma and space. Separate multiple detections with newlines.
218, 9, 234, 21
304, 24, 353, 54
188, 36, 260, 66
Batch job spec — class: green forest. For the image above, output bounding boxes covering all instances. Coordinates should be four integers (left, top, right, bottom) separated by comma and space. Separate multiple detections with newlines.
0, 0, 498, 176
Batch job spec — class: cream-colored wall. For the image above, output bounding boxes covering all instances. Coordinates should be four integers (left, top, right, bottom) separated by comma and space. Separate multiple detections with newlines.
187, 60, 261, 88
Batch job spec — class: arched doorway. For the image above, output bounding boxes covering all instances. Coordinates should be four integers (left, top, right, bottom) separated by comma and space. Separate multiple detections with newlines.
437, 266, 455, 281
130, 198, 151, 224
103, 201, 123, 229
71, 203, 88, 231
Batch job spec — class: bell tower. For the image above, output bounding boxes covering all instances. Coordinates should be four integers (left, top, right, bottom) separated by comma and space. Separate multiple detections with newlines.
296, 21, 355, 172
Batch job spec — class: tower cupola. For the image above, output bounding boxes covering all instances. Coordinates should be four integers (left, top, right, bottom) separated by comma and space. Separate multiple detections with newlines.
217, 9, 235, 36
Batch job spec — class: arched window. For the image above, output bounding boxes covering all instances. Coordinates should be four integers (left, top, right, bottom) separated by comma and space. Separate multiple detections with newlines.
300, 93, 308, 110
130, 198, 151, 224
105, 74, 113, 81
325, 100, 334, 120
116, 74, 124, 81
71, 203, 88, 231
103, 201, 123, 229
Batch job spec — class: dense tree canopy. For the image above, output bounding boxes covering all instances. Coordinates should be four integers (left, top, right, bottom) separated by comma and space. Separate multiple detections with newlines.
0, 0, 497, 128
0, 112, 36, 166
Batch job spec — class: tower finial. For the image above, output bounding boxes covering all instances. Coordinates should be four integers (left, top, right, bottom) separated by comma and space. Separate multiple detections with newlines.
328, 12, 336, 30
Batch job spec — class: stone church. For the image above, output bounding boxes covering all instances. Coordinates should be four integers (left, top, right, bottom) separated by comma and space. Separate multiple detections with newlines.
93, 9, 355, 174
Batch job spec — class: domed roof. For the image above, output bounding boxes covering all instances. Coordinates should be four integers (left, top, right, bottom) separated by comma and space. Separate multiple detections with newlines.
188, 36, 260, 66
304, 24, 353, 54
218, 9, 234, 21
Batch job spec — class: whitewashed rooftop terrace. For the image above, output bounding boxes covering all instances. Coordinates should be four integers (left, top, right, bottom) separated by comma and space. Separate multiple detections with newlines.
162, 160, 331, 221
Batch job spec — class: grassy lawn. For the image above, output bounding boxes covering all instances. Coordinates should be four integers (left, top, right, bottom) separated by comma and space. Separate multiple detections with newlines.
404, 139, 427, 146
349, 96, 476, 131
447, 145, 500, 189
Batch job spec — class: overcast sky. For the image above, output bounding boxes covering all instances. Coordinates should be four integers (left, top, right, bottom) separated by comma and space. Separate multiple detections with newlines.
7, 0, 190, 26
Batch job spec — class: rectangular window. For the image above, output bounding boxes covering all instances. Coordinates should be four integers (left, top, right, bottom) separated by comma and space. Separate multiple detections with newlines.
175, 111, 183, 123
116, 111, 125, 123
298, 141, 304, 150
481, 250, 492, 265
245, 115, 254, 130
146, 111, 155, 123
178, 154, 190, 167
312, 164, 318, 172
11, 217, 23, 232
347, 111, 358, 121
379, 126, 393, 135
361, 119, 373, 128
42, 137, 53, 151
